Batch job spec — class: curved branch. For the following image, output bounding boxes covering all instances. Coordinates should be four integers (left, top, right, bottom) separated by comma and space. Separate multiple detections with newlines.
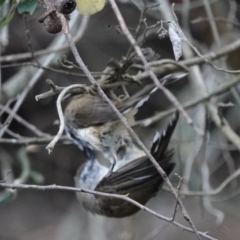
0, 182, 216, 240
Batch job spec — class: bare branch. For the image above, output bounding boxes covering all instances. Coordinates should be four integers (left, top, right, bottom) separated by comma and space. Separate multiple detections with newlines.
0, 104, 50, 137
0, 182, 216, 240
171, 174, 183, 222
137, 75, 240, 126
182, 166, 240, 197
46, 84, 83, 153
0, 136, 68, 145
109, 0, 204, 137
0, 16, 89, 64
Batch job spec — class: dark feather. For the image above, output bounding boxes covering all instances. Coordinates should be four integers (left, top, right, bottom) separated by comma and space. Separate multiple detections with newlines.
96, 112, 179, 193
64, 84, 157, 128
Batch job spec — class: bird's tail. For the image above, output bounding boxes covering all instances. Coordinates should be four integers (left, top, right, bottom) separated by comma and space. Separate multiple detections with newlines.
121, 84, 157, 114
151, 111, 179, 174
121, 73, 186, 114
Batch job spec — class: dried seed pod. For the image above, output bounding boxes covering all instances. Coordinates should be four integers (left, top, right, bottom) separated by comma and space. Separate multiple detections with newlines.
43, 12, 62, 34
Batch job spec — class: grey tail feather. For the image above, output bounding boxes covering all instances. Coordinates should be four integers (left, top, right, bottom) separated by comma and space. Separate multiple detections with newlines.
151, 111, 179, 161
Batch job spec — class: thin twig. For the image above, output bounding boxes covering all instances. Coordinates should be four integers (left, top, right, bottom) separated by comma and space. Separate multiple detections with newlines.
0, 182, 216, 240
23, 13, 40, 65
0, 61, 112, 78
135, 38, 240, 83
174, 0, 219, 11
0, 44, 68, 64
181, 162, 240, 197
5, 129, 27, 139
46, 84, 83, 153
35, 80, 86, 101
190, 2, 240, 152
137, 74, 240, 126
191, 17, 240, 28
0, 12, 83, 137
0, 104, 50, 137
0, 136, 69, 145
0, 16, 90, 64
171, 174, 183, 222
163, 2, 240, 153
109, 0, 204, 137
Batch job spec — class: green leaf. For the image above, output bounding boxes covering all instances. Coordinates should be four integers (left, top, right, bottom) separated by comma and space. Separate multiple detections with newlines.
0, 0, 6, 8
0, 0, 18, 29
0, 10, 15, 29
17, 0, 37, 15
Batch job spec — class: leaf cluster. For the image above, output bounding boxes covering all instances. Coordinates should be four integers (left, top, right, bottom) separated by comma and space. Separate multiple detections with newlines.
0, 0, 37, 29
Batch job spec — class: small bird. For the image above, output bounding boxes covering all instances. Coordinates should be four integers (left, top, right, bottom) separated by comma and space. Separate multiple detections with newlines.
65, 83, 158, 164
65, 72, 185, 165
74, 112, 179, 218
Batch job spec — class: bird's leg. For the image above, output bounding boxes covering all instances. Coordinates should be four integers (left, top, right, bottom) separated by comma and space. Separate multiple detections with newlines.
109, 149, 118, 173
109, 159, 116, 173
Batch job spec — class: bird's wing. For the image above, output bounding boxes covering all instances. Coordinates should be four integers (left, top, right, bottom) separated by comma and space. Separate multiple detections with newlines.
117, 83, 157, 114
65, 83, 157, 128
65, 94, 119, 127
151, 111, 179, 160
95, 111, 179, 193
96, 153, 174, 193
118, 72, 187, 114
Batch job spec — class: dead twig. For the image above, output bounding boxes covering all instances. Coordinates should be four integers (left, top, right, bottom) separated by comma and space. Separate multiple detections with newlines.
0, 182, 216, 240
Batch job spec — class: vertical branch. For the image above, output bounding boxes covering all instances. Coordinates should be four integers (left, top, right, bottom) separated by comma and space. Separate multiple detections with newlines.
56, 7, 201, 240
108, 0, 204, 136
46, 84, 83, 153
0, 13, 83, 138
107, 1, 202, 239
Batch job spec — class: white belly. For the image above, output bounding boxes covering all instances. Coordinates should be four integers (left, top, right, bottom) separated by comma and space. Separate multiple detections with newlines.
77, 127, 102, 150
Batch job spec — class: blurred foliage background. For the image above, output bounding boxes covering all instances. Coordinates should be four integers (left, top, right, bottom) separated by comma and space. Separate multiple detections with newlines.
1, 0, 240, 239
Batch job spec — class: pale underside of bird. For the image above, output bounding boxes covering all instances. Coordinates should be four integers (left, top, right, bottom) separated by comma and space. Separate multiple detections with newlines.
75, 112, 179, 218
64, 72, 186, 164
65, 83, 157, 163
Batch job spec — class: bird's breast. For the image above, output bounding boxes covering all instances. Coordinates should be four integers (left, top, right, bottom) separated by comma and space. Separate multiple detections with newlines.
76, 127, 102, 150
100, 122, 130, 148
